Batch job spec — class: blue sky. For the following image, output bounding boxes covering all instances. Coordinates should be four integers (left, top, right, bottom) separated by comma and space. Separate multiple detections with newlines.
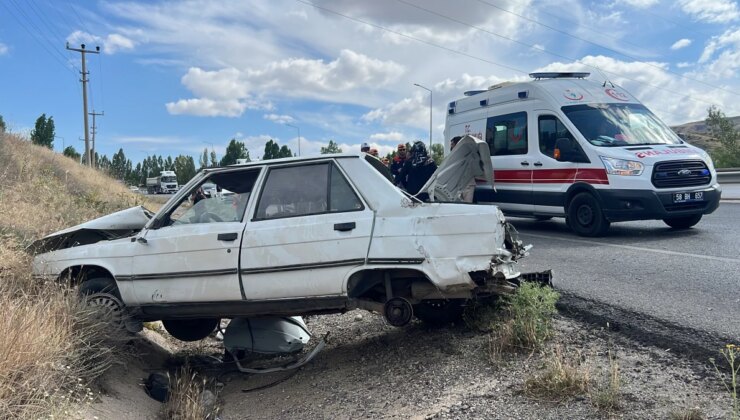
2, 0, 740, 164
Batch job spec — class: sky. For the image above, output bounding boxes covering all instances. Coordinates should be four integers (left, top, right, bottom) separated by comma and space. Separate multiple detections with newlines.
2, 0, 740, 163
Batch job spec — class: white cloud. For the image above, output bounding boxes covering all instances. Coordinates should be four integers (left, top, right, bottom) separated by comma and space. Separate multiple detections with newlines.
676, 62, 693, 68
114, 136, 182, 144
165, 98, 247, 117
168, 49, 404, 117
66, 30, 135, 54
369, 131, 405, 142
0, 42, 8, 55
263, 114, 295, 124
617, 0, 660, 7
678, 0, 740, 23
670, 38, 692, 50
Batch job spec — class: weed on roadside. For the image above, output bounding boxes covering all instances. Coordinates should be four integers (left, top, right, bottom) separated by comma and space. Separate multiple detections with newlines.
505, 282, 560, 351
709, 343, 739, 420
591, 350, 621, 412
668, 407, 705, 420
524, 345, 591, 402
163, 366, 220, 420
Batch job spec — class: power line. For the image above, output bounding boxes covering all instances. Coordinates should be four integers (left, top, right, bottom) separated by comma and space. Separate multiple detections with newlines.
294, 0, 718, 123
392, 0, 722, 107
69, 3, 93, 35
293, 0, 529, 74
1, 0, 78, 76
471, 0, 740, 97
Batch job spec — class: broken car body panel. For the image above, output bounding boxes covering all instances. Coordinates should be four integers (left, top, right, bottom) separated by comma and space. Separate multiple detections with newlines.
32, 154, 531, 324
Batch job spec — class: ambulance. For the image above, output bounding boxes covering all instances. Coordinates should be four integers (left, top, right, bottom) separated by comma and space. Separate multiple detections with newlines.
444, 72, 721, 236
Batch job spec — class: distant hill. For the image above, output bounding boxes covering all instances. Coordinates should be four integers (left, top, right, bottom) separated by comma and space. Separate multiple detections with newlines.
670, 116, 740, 152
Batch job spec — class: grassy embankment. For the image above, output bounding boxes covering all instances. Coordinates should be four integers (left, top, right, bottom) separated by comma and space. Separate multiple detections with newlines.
0, 132, 156, 418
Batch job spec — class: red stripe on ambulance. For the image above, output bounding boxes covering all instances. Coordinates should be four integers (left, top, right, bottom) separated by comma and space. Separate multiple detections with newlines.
493, 169, 609, 185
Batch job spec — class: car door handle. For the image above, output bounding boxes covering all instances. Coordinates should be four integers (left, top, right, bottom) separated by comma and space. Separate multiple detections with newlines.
217, 232, 238, 241
533, 161, 543, 167
334, 222, 356, 232
520, 161, 530, 166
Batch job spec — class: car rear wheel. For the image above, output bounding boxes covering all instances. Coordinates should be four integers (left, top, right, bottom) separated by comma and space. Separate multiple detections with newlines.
567, 192, 610, 237
79, 277, 125, 329
663, 214, 702, 229
413, 299, 466, 326
162, 318, 220, 342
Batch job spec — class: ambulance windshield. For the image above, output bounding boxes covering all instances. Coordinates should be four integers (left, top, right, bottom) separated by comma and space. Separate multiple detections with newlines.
562, 103, 682, 147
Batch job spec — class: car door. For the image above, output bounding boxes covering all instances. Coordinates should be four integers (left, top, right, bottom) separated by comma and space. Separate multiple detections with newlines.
479, 110, 534, 215
532, 112, 589, 216
131, 168, 261, 304
240, 161, 374, 300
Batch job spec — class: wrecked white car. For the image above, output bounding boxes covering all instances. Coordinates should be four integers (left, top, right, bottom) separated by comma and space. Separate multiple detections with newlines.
31, 137, 544, 342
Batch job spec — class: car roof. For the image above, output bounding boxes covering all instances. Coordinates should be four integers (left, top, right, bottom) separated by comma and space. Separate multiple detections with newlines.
203, 154, 363, 174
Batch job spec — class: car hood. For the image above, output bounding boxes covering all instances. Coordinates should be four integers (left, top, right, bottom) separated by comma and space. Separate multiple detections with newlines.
604, 143, 707, 164
420, 135, 494, 201
28, 206, 153, 255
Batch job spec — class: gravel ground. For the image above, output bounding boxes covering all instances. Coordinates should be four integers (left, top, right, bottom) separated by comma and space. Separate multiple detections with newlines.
214, 311, 730, 420
84, 309, 733, 419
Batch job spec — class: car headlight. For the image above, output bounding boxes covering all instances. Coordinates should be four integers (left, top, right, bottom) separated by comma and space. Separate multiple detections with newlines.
700, 151, 715, 171
600, 156, 644, 176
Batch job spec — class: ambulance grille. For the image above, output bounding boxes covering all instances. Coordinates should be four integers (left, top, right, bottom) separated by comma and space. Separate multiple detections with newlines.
651, 160, 711, 188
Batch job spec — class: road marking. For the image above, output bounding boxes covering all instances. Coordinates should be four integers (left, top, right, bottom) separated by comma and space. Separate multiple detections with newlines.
520, 232, 740, 264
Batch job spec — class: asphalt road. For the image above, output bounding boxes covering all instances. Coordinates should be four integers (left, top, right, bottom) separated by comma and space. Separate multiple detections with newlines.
513, 202, 740, 344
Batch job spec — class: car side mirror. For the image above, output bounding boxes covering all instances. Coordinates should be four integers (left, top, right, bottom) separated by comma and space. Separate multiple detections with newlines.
554, 138, 589, 163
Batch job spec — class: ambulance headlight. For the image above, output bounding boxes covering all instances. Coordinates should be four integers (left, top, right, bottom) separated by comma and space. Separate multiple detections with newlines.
600, 156, 644, 176
700, 151, 715, 171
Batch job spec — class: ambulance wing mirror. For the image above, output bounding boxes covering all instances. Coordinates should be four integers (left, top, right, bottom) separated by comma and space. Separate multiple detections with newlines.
554, 138, 589, 163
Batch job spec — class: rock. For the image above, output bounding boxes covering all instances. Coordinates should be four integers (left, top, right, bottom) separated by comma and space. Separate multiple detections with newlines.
200, 390, 217, 413
354, 314, 363, 321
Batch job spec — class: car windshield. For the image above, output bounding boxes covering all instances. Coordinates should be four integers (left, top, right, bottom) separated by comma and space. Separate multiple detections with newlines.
562, 103, 682, 147
161, 176, 177, 183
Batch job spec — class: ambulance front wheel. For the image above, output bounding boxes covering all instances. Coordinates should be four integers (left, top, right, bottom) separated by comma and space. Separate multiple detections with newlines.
567, 192, 610, 237
663, 214, 702, 229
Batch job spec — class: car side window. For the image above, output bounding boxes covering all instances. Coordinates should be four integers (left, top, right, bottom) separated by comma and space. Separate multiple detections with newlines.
329, 164, 363, 212
538, 115, 575, 159
486, 111, 528, 156
255, 162, 363, 220
167, 169, 260, 226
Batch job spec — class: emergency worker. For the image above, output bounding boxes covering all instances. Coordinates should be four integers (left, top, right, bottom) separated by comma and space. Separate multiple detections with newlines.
390, 143, 408, 181
397, 141, 437, 201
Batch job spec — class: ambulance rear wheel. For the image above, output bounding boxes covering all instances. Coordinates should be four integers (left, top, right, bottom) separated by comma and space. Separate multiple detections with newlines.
567, 192, 610, 237
663, 214, 702, 229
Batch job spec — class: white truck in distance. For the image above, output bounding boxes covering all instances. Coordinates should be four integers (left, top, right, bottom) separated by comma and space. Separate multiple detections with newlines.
146, 170, 178, 194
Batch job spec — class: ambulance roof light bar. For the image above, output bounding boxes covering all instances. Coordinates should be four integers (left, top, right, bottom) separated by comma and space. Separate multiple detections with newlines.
529, 72, 590, 80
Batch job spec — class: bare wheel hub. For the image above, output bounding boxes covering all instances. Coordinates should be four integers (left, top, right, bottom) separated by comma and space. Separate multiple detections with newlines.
383, 297, 413, 327
84, 292, 125, 327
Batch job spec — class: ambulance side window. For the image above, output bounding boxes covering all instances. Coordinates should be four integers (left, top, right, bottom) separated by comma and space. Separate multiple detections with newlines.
486, 112, 528, 156
538, 115, 575, 159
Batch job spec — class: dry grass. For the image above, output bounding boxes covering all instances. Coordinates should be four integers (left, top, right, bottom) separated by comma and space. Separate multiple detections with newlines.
163, 366, 219, 420
0, 133, 159, 418
591, 350, 622, 412
524, 345, 591, 401
669, 407, 705, 420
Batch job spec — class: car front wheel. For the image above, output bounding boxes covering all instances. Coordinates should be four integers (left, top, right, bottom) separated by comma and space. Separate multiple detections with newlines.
663, 214, 702, 229
79, 277, 126, 328
567, 192, 610, 237
162, 318, 220, 342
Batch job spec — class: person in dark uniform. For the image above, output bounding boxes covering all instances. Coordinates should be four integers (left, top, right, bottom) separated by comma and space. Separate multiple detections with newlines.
397, 141, 437, 201
390, 143, 408, 181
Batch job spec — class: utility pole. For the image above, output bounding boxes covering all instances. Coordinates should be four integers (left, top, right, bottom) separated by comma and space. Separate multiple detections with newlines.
66, 43, 100, 166
89, 110, 104, 167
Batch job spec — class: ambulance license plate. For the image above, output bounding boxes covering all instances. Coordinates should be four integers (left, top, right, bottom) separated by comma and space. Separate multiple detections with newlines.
672, 191, 704, 203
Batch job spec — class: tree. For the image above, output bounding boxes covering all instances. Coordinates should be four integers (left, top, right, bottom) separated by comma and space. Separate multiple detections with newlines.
219, 138, 250, 166
110, 148, 128, 181
30, 114, 55, 148
430, 143, 445, 165
63, 146, 81, 161
321, 140, 343, 154
174, 155, 197, 185
199, 148, 209, 169
210, 150, 218, 167
0, 115, 6, 133
278, 145, 293, 158
706, 106, 740, 168
263, 139, 293, 160
263, 139, 280, 160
